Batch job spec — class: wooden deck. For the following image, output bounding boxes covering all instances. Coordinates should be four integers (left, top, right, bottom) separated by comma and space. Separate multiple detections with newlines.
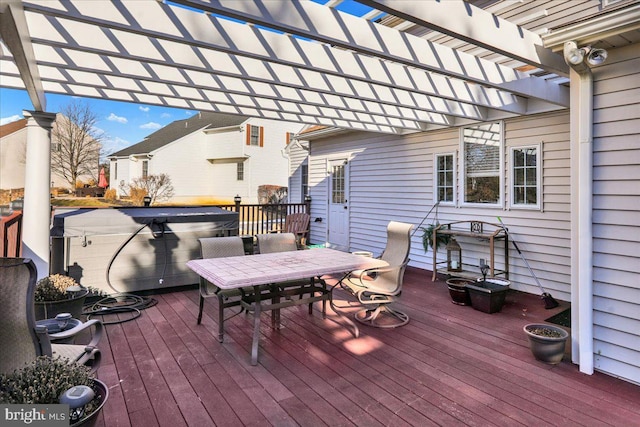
93, 268, 640, 426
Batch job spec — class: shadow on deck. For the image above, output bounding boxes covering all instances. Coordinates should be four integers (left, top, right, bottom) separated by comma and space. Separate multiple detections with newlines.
93, 267, 640, 426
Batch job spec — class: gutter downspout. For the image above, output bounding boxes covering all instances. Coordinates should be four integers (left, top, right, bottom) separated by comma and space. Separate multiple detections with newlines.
568, 61, 594, 375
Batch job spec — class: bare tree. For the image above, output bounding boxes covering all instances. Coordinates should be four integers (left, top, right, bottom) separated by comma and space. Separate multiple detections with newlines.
120, 173, 175, 206
51, 100, 104, 189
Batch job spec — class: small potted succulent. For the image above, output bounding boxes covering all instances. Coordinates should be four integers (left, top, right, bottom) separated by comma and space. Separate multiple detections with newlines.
34, 274, 89, 320
523, 323, 569, 364
0, 357, 109, 427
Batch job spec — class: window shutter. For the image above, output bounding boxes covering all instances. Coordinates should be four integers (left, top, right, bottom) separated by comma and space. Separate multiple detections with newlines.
286, 132, 291, 145
259, 126, 264, 147
245, 124, 251, 145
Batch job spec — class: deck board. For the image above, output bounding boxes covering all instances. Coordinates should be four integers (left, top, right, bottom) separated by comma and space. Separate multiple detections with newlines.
94, 267, 640, 426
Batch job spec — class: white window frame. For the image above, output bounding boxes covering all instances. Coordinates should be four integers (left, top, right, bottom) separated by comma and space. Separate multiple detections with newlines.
249, 125, 260, 146
510, 144, 542, 210
237, 162, 244, 181
434, 152, 456, 206
460, 121, 504, 208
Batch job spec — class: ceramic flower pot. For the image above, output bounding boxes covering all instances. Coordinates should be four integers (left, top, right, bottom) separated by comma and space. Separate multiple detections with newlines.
524, 323, 569, 364
34, 289, 89, 320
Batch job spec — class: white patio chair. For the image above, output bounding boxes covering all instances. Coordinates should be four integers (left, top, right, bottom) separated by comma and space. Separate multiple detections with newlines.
197, 236, 258, 342
335, 221, 413, 328
256, 233, 321, 316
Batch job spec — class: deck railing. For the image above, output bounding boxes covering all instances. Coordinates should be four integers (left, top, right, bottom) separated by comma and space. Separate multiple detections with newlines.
0, 210, 23, 257
218, 201, 310, 237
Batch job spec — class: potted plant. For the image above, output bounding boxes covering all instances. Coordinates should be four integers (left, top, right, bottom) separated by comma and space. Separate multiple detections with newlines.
420, 222, 450, 253
0, 357, 109, 427
445, 277, 474, 305
523, 323, 569, 364
34, 274, 89, 321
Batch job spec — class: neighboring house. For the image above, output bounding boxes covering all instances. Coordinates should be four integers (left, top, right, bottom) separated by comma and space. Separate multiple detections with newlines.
294, 8, 640, 385
107, 112, 303, 204
0, 117, 98, 191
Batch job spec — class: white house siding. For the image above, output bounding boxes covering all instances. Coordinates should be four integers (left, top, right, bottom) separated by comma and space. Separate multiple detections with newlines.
287, 140, 309, 203
591, 43, 640, 384
110, 158, 131, 195
150, 128, 219, 202
110, 119, 302, 204
307, 112, 572, 299
0, 126, 27, 190
241, 118, 302, 203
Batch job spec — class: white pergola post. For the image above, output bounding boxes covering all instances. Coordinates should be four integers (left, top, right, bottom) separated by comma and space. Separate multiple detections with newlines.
21, 110, 56, 280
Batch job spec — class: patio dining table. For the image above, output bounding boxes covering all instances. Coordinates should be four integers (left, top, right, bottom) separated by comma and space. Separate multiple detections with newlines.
187, 247, 388, 365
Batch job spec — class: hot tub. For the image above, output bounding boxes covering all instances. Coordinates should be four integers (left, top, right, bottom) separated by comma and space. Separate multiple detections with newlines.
50, 206, 238, 294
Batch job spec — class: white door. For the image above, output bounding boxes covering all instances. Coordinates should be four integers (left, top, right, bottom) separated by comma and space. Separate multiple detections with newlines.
327, 159, 349, 249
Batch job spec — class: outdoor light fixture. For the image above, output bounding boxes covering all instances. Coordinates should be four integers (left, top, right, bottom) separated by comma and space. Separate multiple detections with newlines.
564, 41, 608, 67
234, 194, 241, 204
143, 196, 151, 206
60, 385, 95, 422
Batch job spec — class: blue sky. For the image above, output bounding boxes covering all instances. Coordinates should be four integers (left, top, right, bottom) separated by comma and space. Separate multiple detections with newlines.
0, 88, 194, 157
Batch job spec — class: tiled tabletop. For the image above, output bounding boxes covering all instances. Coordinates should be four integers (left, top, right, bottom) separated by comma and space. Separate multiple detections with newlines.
187, 248, 387, 289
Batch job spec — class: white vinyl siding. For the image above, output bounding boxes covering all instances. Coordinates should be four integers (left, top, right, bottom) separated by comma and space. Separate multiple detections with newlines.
591, 43, 640, 384
287, 140, 309, 203
307, 112, 571, 301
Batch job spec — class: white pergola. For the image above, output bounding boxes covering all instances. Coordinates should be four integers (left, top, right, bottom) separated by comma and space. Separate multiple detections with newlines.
1, 0, 582, 279
3, 0, 640, 380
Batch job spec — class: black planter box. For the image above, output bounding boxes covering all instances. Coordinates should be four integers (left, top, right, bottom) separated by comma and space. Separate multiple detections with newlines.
467, 278, 510, 313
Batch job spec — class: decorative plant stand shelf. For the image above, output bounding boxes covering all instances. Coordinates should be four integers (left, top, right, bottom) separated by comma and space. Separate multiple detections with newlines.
432, 220, 509, 281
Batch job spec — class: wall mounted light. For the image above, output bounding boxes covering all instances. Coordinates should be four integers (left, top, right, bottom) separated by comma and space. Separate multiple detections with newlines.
564, 41, 608, 67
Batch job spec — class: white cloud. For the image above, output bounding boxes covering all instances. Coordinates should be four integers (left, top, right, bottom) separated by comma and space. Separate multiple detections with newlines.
140, 122, 162, 130
107, 113, 128, 124
0, 115, 23, 126
139, 106, 150, 112
160, 113, 171, 118
102, 136, 131, 157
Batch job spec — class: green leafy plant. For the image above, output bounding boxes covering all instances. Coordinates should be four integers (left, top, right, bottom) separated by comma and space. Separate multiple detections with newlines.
34, 274, 82, 302
420, 222, 451, 253
0, 357, 99, 415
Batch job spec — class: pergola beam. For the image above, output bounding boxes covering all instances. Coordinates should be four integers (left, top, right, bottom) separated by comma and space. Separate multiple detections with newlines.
171, 0, 568, 106
360, 0, 569, 76
1, 64, 435, 134
22, 41, 490, 124
0, 0, 45, 110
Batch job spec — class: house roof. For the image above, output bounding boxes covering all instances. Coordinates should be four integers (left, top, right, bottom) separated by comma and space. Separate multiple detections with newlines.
108, 112, 248, 157
0, 119, 27, 138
